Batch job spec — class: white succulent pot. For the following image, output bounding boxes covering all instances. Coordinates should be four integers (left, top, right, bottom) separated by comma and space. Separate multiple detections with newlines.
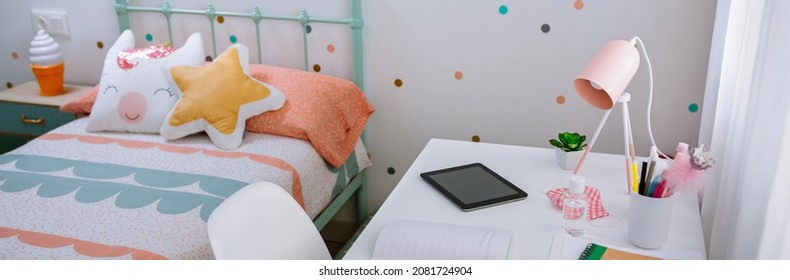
555, 148, 583, 170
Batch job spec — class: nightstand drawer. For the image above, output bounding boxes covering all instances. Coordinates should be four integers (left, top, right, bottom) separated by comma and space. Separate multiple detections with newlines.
0, 102, 76, 136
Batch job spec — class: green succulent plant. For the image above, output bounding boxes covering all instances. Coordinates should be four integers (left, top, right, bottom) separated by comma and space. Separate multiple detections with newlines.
549, 132, 588, 152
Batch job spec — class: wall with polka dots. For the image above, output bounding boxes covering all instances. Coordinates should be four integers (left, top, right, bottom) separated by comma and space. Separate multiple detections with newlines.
0, 0, 353, 88
0, 0, 717, 217
362, 0, 716, 211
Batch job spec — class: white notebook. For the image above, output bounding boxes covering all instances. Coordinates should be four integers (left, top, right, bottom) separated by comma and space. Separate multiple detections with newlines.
371, 220, 513, 260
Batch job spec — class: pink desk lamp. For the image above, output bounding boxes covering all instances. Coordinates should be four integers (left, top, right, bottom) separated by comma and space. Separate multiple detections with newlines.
572, 37, 663, 193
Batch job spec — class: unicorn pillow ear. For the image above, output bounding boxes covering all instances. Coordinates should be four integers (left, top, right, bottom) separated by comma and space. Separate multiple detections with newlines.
163, 33, 204, 70
86, 31, 205, 134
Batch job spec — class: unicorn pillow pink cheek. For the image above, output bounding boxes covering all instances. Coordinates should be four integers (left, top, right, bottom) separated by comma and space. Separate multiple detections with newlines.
87, 30, 204, 133
102, 84, 175, 125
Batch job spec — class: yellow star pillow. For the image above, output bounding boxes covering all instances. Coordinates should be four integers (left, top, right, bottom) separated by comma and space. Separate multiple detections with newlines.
160, 44, 285, 149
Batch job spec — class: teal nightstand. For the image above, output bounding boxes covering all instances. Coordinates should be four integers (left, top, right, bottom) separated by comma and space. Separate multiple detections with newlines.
0, 82, 91, 153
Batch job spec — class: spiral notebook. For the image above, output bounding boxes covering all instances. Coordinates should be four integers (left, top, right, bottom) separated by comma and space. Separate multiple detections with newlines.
579, 243, 661, 260
549, 233, 705, 260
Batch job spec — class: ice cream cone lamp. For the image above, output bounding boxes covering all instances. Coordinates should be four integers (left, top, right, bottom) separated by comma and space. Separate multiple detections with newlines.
572, 37, 649, 194
29, 29, 65, 95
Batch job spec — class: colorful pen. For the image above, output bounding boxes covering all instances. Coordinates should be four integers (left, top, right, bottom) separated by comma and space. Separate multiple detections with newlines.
632, 162, 639, 194
639, 161, 648, 195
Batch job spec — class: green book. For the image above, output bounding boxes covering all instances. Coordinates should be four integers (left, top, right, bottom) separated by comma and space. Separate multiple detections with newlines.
579, 243, 661, 260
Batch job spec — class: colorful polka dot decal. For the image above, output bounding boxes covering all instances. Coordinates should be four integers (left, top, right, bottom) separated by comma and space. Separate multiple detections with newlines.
313, 64, 321, 72
11, 52, 19, 60
454, 71, 464, 80
205, 55, 213, 62
689, 103, 699, 113
499, 5, 508, 15
229, 35, 237, 44
305, 25, 312, 33
217, 15, 225, 24
6, 82, 13, 89
145, 33, 153, 42
97, 41, 104, 49
326, 44, 335, 53
541, 24, 551, 33
368, 2, 703, 185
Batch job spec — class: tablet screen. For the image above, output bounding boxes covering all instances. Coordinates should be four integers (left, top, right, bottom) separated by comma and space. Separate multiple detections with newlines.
420, 163, 527, 211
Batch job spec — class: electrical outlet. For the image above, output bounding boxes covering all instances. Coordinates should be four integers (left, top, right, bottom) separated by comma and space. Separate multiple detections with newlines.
31, 10, 70, 36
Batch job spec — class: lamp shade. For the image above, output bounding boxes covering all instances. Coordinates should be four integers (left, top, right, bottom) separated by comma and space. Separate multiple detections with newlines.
574, 40, 640, 110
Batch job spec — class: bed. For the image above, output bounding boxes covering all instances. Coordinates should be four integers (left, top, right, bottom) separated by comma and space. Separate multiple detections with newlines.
0, 0, 371, 259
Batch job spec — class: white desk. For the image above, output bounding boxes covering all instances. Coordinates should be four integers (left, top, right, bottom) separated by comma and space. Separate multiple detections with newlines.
343, 138, 706, 259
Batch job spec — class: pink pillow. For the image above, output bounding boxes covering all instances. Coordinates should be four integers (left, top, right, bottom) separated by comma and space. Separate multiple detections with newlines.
60, 85, 98, 114
246, 64, 374, 168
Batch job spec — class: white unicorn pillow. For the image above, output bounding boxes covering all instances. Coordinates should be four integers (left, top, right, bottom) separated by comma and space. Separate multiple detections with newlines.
86, 30, 204, 133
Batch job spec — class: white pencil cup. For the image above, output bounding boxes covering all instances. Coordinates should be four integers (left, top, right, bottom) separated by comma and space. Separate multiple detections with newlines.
627, 193, 676, 249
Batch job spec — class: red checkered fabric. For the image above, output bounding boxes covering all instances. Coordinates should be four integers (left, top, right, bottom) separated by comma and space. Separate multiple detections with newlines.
547, 185, 609, 221
563, 205, 584, 220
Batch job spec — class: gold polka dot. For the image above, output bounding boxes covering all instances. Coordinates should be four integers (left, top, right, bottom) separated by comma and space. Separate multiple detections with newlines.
472, 135, 480, 142
394, 79, 403, 87
6, 82, 13, 89
313, 64, 321, 72
97, 41, 104, 49
556, 95, 566, 104
217, 16, 225, 24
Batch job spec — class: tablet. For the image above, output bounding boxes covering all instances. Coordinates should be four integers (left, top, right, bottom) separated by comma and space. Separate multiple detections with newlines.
420, 163, 527, 211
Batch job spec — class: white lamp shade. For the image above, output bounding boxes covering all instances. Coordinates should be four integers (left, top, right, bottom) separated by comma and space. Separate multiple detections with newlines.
574, 40, 640, 110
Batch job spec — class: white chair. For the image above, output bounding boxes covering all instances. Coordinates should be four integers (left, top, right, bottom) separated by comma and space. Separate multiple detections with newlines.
207, 182, 331, 260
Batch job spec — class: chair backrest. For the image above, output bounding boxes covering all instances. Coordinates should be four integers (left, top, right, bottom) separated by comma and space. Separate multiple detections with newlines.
207, 182, 331, 260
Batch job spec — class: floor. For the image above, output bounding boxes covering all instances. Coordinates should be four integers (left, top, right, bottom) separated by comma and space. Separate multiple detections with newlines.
320, 220, 358, 259
319, 214, 374, 259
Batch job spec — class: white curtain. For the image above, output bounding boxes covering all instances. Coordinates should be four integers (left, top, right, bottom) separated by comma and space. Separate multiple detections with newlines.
700, 0, 790, 259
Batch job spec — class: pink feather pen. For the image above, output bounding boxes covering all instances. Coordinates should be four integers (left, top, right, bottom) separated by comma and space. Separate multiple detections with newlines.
659, 142, 716, 198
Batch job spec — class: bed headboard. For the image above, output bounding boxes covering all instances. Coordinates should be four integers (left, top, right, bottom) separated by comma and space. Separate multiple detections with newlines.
113, 0, 364, 90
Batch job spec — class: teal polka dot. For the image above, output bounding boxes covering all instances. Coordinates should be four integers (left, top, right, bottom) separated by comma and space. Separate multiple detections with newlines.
145, 33, 153, 42
229, 35, 237, 44
499, 5, 508, 15
689, 103, 699, 113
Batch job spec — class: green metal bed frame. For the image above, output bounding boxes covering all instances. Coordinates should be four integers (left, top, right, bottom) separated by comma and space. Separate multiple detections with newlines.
114, 0, 367, 231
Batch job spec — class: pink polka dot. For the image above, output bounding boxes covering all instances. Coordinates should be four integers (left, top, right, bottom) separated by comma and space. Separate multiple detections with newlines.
11, 52, 19, 60
556, 95, 566, 104
454, 71, 464, 80
327, 44, 335, 53
574, 0, 584, 10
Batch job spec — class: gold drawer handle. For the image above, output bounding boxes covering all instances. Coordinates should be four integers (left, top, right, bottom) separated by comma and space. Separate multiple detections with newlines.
19, 114, 46, 126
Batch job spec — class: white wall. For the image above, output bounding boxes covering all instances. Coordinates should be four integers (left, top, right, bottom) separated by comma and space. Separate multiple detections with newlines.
0, 0, 118, 86
0, 0, 717, 218
363, 0, 717, 211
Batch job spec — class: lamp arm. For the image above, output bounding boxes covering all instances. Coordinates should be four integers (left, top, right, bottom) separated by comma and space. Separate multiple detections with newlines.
573, 108, 612, 175
634, 36, 668, 159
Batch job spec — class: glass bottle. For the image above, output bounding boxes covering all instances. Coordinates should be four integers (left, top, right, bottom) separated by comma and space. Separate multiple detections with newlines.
562, 175, 588, 236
